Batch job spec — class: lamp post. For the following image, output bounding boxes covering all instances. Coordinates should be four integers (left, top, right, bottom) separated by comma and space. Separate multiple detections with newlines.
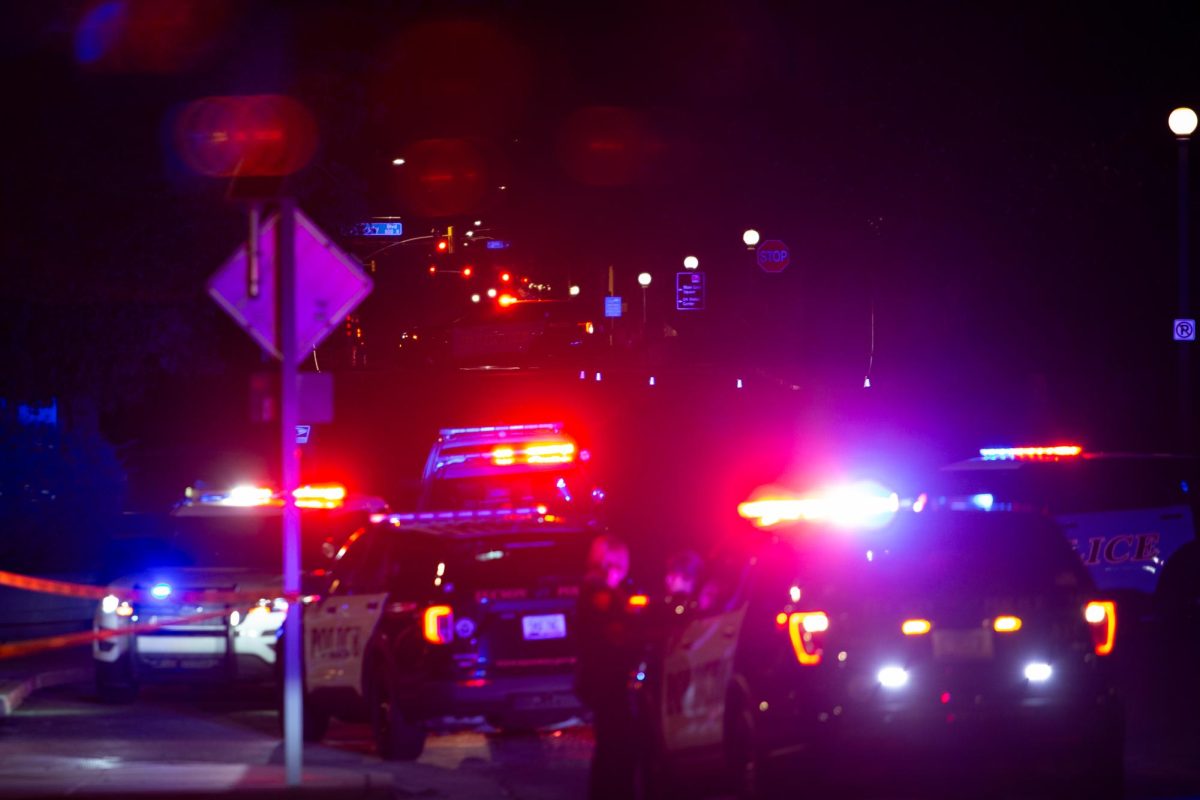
1170, 107, 1197, 452
742, 229, 760, 248
638, 271, 652, 330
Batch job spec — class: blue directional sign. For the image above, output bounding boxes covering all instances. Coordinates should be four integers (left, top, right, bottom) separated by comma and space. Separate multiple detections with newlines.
486, 239, 510, 250
604, 296, 623, 318
676, 271, 705, 311
347, 221, 403, 237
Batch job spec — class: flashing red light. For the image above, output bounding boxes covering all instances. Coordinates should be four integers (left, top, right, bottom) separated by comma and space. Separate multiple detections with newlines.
294, 483, 347, 509
1084, 601, 1116, 655
462, 266, 473, 278
497, 293, 518, 307
437, 240, 449, 252
500, 272, 511, 283
429, 265, 437, 275
979, 445, 1083, 460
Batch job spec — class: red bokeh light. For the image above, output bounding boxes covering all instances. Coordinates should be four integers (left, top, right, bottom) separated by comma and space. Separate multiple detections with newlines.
174, 94, 317, 177
558, 106, 654, 187
396, 138, 489, 218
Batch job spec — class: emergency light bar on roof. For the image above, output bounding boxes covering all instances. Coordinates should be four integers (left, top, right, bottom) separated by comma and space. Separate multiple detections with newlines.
187, 483, 348, 509
738, 482, 900, 530
439, 423, 563, 439
978, 445, 1083, 460
371, 506, 561, 530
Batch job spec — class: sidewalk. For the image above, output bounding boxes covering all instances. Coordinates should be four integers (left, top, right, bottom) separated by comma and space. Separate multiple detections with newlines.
0, 643, 91, 716
0, 760, 397, 799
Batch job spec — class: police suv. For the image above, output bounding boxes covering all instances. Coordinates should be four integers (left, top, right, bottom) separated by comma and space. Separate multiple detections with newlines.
298, 506, 592, 759
638, 485, 1123, 799
419, 423, 605, 520
929, 445, 1198, 625
93, 483, 384, 702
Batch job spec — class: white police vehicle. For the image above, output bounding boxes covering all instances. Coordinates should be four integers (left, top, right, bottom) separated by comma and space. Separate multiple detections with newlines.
298, 506, 591, 759
929, 445, 1198, 624
93, 482, 384, 702
419, 423, 605, 520
638, 484, 1123, 799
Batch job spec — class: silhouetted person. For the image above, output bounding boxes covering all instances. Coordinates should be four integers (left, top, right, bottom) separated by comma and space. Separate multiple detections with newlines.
575, 534, 640, 800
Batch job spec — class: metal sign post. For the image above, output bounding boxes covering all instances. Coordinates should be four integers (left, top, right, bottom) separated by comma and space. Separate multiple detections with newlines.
277, 198, 304, 786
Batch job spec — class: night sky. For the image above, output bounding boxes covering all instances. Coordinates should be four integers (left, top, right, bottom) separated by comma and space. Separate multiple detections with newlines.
3, 1, 1199, 509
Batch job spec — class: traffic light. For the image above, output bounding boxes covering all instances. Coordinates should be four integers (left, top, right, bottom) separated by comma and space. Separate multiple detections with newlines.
462, 266, 473, 278
500, 271, 511, 283
436, 240, 448, 252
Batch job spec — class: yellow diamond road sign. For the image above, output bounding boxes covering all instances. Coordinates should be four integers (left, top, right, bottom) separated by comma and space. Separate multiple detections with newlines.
209, 208, 373, 363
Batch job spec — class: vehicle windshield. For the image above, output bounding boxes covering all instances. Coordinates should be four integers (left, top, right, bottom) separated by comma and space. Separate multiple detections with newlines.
426, 469, 582, 510
449, 533, 591, 589
103, 511, 367, 577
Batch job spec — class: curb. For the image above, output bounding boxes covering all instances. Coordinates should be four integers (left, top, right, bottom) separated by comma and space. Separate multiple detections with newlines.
0, 665, 90, 717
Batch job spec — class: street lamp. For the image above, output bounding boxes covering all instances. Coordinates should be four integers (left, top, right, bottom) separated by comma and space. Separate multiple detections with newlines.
637, 272, 652, 328
1170, 107, 1197, 451
569, 284, 581, 297
683, 255, 699, 270
391, 157, 406, 166
742, 229, 761, 248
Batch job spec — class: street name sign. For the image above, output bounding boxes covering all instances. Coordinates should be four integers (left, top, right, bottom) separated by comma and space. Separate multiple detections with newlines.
209, 208, 373, 363
605, 296, 623, 318
676, 271, 706, 310
756, 239, 790, 273
346, 220, 403, 237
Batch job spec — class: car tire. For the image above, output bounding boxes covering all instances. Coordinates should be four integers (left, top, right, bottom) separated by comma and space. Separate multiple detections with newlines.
370, 671, 426, 761
95, 656, 138, 704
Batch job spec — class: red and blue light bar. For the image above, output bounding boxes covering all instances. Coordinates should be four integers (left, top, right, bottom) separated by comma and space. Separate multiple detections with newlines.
978, 445, 1083, 460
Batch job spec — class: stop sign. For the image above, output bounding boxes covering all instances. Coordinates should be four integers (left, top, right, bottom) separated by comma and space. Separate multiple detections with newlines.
756, 239, 790, 273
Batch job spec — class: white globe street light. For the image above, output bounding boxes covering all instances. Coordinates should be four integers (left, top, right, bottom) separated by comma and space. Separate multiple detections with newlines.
637, 272, 652, 287
486, 288, 497, 298
683, 255, 699, 270
391, 157, 406, 166
470, 293, 481, 303
569, 285, 581, 297
1170, 107, 1198, 138
637, 272, 652, 330
742, 229, 761, 247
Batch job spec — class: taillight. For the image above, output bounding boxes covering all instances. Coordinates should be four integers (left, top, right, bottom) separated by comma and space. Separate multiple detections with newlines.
901, 618, 932, 636
423, 605, 454, 644
787, 611, 828, 665
993, 615, 1023, 633
628, 594, 649, 609
1084, 601, 1116, 655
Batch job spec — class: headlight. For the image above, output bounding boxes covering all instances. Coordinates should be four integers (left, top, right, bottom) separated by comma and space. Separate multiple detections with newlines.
101, 594, 119, 615
1024, 662, 1052, 682
878, 666, 909, 689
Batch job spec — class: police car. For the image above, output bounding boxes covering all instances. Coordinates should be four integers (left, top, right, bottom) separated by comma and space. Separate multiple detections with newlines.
928, 445, 1198, 625
419, 423, 605, 521
93, 482, 385, 702
638, 484, 1123, 799
298, 506, 590, 759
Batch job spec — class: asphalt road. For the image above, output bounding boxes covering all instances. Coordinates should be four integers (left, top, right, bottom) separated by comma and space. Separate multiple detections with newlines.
0, 637, 1197, 800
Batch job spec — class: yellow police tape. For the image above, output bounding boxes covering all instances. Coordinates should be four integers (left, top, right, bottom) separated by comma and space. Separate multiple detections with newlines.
0, 569, 298, 660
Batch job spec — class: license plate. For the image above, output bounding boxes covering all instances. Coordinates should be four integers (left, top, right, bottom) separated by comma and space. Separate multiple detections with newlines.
932, 628, 994, 661
512, 692, 580, 711
522, 613, 567, 641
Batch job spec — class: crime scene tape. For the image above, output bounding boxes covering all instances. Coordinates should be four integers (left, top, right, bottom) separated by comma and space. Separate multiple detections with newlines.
0, 569, 309, 660
0, 610, 234, 660
0, 570, 302, 606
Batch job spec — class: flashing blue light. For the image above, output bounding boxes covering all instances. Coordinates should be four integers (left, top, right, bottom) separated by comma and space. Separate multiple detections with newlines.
1182, 480, 1191, 494
74, 1, 125, 65
970, 493, 995, 511
150, 582, 172, 600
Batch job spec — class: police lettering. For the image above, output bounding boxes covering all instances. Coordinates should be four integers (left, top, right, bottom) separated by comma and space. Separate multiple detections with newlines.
309, 625, 362, 660
1073, 533, 1161, 566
